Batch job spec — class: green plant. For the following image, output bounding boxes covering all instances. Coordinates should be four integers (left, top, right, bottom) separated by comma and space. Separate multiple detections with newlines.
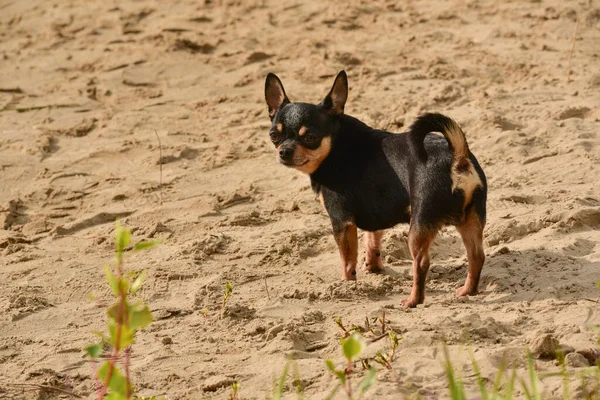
442, 346, 551, 400
221, 282, 233, 318
85, 221, 159, 400
373, 331, 401, 370
272, 358, 303, 400
228, 382, 240, 400
325, 333, 376, 400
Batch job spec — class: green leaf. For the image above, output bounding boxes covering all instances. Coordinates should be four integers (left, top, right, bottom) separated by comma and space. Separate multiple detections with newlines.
324, 360, 346, 384
130, 270, 147, 295
341, 332, 365, 361
291, 359, 303, 395
106, 298, 131, 322
92, 330, 109, 343
98, 361, 129, 397
357, 367, 377, 396
130, 305, 154, 330
104, 393, 128, 400
108, 321, 135, 349
107, 303, 120, 321
506, 367, 517, 398
389, 331, 400, 349
443, 345, 466, 400
273, 360, 290, 400
105, 265, 120, 297
324, 383, 341, 400
470, 351, 489, 400
84, 342, 103, 359
561, 356, 570, 400
325, 359, 337, 373
134, 240, 160, 251
224, 282, 233, 299
520, 377, 533, 400
492, 358, 506, 393
115, 221, 131, 254
526, 352, 542, 400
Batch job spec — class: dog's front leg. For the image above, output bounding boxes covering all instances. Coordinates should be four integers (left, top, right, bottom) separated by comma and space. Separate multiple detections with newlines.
333, 221, 358, 280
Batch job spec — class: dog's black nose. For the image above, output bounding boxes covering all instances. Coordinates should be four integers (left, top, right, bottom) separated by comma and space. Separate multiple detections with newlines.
279, 147, 294, 161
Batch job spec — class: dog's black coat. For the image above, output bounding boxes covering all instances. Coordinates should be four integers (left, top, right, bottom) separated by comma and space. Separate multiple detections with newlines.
305, 112, 487, 235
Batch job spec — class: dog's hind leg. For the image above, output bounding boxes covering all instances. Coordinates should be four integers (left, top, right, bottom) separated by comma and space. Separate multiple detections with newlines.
362, 230, 384, 273
402, 226, 437, 308
455, 211, 485, 297
334, 222, 358, 281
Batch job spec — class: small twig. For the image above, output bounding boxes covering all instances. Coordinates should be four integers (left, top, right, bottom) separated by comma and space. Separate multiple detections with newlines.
379, 310, 386, 334
335, 317, 349, 337
567, 17, 579, 83
5, 383, 82, 398
153, 130, 163, 205
582, 297, 600, 304
263, 275, 271, 300
54, 234, 104, 240
0, 103, 80, 113
368, 333, 389, 343
20, 348, 54, 374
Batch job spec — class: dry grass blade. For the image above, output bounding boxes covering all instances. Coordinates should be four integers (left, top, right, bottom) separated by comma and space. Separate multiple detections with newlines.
567, 18, 579, 83
263, 274, 271, 300
4, 382, 82, 398
153, 129, 163, 205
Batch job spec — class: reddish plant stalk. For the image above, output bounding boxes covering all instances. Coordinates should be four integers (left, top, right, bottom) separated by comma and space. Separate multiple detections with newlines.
98, 259, 128, 400
125, 347, 131, 398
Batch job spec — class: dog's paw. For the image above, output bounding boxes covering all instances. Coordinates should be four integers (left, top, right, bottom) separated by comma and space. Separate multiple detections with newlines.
361, 263, 384, 274
341, 269, 357, 281
455, 286, 478, 297
401, 296, 422, 308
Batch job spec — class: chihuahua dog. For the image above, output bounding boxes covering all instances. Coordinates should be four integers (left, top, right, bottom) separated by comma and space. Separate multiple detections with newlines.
264, 70, 487, 307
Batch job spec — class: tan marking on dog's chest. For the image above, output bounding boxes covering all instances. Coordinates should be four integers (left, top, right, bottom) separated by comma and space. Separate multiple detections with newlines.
295, 137, 332, 174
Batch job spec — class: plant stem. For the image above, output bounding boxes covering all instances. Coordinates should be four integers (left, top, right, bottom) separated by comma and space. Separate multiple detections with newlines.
346, 360, 353, 399
125, 347, 131, 399
98, 258, 127, 399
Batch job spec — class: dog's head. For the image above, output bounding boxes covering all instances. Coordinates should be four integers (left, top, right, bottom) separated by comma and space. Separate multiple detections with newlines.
264, 71, 348, 174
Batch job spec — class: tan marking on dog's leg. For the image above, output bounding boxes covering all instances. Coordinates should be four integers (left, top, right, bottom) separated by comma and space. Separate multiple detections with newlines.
455, 212, 485, 297
334, 222, 358, 281
362, 230, 384, 273
298, 126, 308, 136
402, 227, 436, 308
451, 162, 483, 208
318, 192, 326, 210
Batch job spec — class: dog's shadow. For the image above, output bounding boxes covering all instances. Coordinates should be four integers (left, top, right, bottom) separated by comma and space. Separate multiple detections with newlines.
425, 245, 600, 304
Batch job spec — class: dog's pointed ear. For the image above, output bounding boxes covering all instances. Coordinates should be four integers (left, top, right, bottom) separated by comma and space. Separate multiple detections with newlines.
265, 73, 290, 120
320, 70, 348, 115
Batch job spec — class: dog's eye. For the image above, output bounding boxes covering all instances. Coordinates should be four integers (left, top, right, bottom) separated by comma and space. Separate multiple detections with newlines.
304, 134, 318, 144
269, 131, 280, 142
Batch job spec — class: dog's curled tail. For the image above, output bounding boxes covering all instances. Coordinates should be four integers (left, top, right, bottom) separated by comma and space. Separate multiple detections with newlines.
408, 113, 470, 166
409, 113, 482, 199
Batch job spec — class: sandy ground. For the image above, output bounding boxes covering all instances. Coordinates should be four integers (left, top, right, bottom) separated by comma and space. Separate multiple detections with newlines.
1, 0, 600, 398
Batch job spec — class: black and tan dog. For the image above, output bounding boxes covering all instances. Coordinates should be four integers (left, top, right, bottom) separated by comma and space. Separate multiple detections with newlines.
264, 70, 487, 307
